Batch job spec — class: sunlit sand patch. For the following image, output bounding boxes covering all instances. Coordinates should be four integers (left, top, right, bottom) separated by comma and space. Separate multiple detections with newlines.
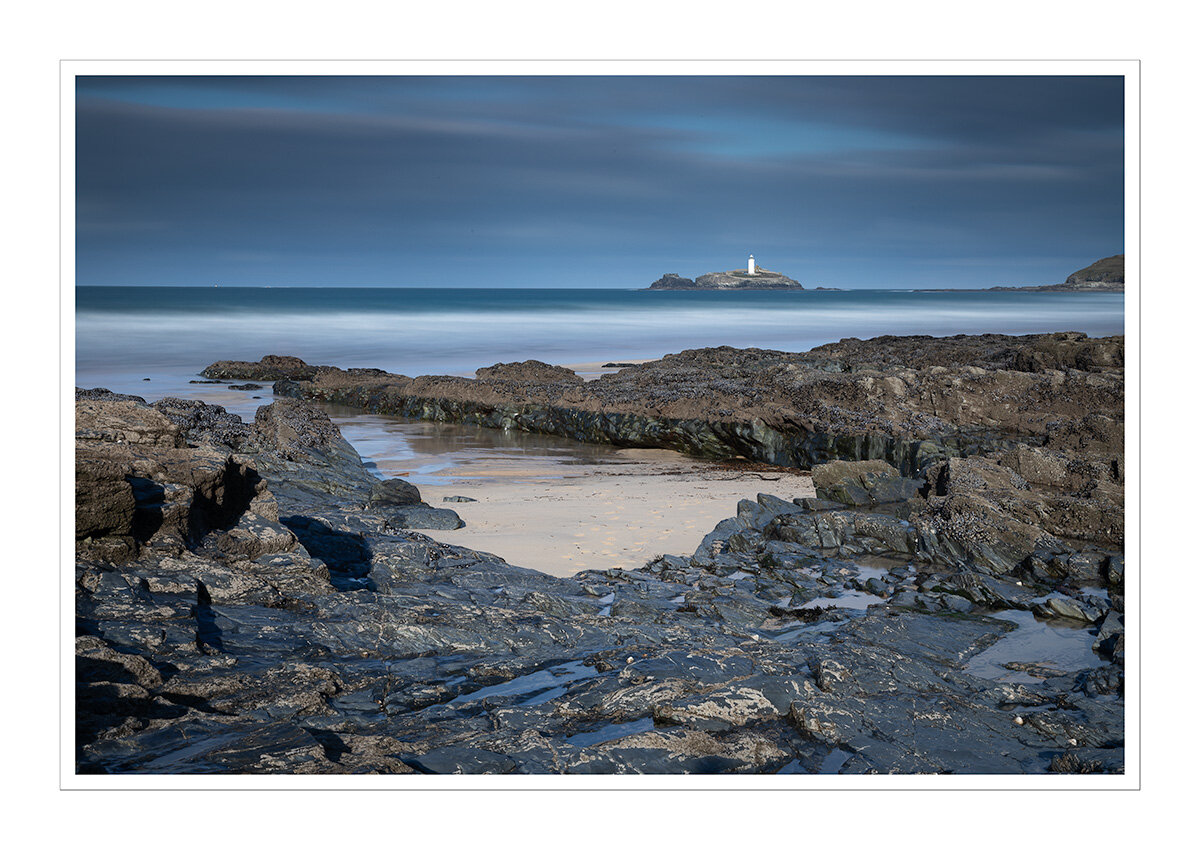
405, 452, 815, 578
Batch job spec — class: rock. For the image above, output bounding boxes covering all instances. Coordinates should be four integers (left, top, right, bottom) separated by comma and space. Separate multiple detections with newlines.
475, 360, 582, 384
1106, 555, 1125, 589
646, 273, 696, 290
368, 478, 422, 507
648, 268, 803, 290
386, 505, 465, 530
75, 337, 1124, 776
75, 452, 137, 545
1034, 596, 1102, 623
254, 398, 345, 460
75, 395, 270, 560
229, 383, 263, 391
201, 355, 319, 381
443, 495, 477, 503
152, 397, 256, 451
272, 333, 1122, 486
812, 459, 920, 506
76, 395, 183, 448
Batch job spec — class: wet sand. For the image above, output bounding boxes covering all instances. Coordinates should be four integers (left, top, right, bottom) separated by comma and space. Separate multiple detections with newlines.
375, 448, 815, 578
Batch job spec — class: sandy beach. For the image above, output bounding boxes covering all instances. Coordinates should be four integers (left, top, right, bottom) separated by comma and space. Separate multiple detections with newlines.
376, 448, 814, 577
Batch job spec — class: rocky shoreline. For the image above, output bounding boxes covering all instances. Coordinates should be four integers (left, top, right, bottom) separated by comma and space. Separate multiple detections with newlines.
75, 332, 1124, 775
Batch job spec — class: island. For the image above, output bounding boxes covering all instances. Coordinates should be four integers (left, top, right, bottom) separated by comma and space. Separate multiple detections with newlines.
647, 256, 804, 290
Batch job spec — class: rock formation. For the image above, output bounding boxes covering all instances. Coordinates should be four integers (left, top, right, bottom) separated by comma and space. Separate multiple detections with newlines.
647, 269, 803, 290
263, 332, 1122, 478
73, 332, 1124, 774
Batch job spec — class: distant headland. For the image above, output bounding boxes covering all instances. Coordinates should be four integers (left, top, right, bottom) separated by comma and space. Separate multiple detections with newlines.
919, 254, 1125, 293
646, 255, 804, 290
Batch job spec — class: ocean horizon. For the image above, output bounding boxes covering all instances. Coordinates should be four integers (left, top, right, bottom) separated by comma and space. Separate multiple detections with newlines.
77, 286, 1124, 405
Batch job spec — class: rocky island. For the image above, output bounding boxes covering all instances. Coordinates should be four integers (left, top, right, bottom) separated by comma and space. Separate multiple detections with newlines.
75, 332, 1124, 775
647, 265, 804, 291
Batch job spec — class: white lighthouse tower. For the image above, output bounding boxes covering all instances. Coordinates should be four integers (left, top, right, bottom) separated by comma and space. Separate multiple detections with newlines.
748, 254, 756, 275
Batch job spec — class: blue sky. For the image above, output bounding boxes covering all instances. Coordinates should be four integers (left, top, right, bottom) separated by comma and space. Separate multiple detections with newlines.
75, 75, 1124, 289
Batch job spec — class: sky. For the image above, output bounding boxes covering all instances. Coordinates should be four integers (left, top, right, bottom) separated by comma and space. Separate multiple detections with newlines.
75, 75, 1125, 289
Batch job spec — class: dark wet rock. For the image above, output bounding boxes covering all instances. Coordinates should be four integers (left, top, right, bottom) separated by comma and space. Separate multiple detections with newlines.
201, 354, 319, 381
1032, 596, 1103, 623
405, 746, 517, 775
443, 495, 477, 503
77, 339, 1123, 775
1092, 610, 1124, 661
1106, 555, 1124, 589
229, 383, 263, 391
1049, 749, 1122, 774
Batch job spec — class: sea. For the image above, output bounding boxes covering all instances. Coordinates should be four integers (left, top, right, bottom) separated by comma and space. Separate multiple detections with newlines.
75, 286, 1125, 480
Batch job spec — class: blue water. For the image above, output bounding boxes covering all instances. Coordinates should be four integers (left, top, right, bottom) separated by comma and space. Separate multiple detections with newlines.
77, 286, 1124, 396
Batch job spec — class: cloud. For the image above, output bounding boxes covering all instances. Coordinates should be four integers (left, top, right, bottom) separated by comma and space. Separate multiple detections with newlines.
74, 75, 1124, 288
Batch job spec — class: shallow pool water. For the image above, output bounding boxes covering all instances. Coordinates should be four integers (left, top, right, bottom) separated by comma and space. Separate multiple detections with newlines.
965, 610, 1103, 683
565, 717, 656, 747
448, 660, 599, 706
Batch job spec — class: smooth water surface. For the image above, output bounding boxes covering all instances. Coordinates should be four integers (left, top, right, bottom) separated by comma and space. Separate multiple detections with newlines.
76, 287, 1124, 395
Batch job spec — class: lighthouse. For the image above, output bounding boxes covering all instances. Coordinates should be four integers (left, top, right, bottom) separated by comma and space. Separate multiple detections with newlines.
748, 254, 756, 275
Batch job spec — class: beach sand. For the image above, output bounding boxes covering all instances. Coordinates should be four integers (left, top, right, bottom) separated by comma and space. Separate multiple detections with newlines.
375, 448, 815, 578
